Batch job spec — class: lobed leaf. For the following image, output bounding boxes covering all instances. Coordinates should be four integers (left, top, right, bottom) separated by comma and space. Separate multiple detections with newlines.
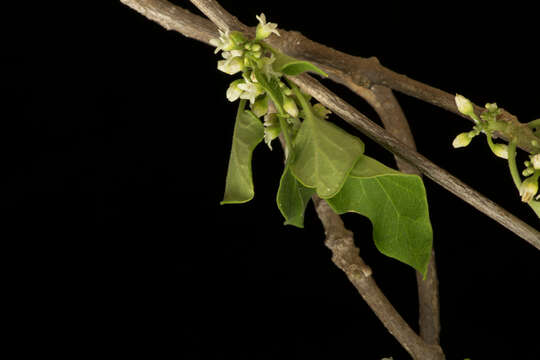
326, 155, 433, 276
221, 100, 265, 204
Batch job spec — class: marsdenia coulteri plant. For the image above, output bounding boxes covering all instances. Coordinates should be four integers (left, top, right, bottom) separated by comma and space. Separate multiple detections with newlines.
210, 14, 434, 277
452, 94, 540, 216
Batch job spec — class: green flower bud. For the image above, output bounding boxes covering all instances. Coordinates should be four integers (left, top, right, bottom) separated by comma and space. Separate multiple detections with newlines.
531, 154, 540, 170
520, 175, 539, 203
283, 96, 299, 118
455, 94, 474, 115
313, 103, 331, 119
491, 143, 509, 159
452, 132, 473, 148
485, 102, 499, 113
455, 94, 479, 123
251, 95, 269, 117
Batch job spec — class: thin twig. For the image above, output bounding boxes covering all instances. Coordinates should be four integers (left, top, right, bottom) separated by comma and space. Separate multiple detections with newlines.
312, 196, 445, 360
290, 74, 540, 248
354, 84, 441, 345
123, 0, 540, 155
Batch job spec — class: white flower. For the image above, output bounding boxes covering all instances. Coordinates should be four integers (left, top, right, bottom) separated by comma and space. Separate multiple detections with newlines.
209, 30, 236, 54
255, 13, 280, 40
520, 176, 539, 203
217, 56, 244, 75
263, 113, 281, 150
238, 80, 265, 104
226, 79, 244, 102
452, 132, 473, 148
530, 154, 540, 170
283, 96, 299, 118
222, 49, 244, 59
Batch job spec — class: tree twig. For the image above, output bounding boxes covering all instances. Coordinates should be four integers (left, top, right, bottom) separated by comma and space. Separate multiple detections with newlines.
312, 196, 445, 360
123, 0, 539, 155
354, 84, 441, 345
290, 73, 540, 248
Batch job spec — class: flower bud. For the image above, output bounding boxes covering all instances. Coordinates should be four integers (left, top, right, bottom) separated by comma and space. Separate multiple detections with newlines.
283, 96, 299, 118
455, 94, 474, 116
452, 132, 473, 148
491, 143, 508, 159
313, 103, 331, 119
523, 168, 535, 177
226, 79, 244, 102
520, 176, 539, 203
531, 154, 540, 170
251, 96, 269, 117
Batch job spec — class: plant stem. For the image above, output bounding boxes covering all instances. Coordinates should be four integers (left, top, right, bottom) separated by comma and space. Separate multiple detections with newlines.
485, 132, 498, 155
507, 140, 522, 191
278, 115, 294, 162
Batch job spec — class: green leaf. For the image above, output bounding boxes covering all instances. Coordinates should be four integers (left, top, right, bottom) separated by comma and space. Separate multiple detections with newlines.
272, 52, 328, 77
221, 100, 265, 204
350, 155, 401, 177
276, 166, 315, 227
326, 155, 433, 276
289, 112, 365, 199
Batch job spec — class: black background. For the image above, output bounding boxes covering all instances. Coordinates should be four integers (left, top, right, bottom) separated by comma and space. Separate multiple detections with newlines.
5, 1, 540, 359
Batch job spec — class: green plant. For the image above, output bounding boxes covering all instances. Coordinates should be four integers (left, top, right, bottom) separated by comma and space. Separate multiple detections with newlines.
215, 15, 433, 276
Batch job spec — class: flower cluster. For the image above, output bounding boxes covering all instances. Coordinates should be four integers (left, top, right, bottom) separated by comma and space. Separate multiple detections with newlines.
453, 94, 540, 204
210, 14, 329, 150
452, 95, 508, 158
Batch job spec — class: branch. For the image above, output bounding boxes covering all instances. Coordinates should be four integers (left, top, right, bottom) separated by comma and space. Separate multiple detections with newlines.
358, 85, 441, 345
124, 0, 538, 247
344, 76, 441, 345
123, 0, 539, 155
265, 32, 540, 155
312, 197, 445, 360
120, 0, 217, 43
290, 73, 540, 249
